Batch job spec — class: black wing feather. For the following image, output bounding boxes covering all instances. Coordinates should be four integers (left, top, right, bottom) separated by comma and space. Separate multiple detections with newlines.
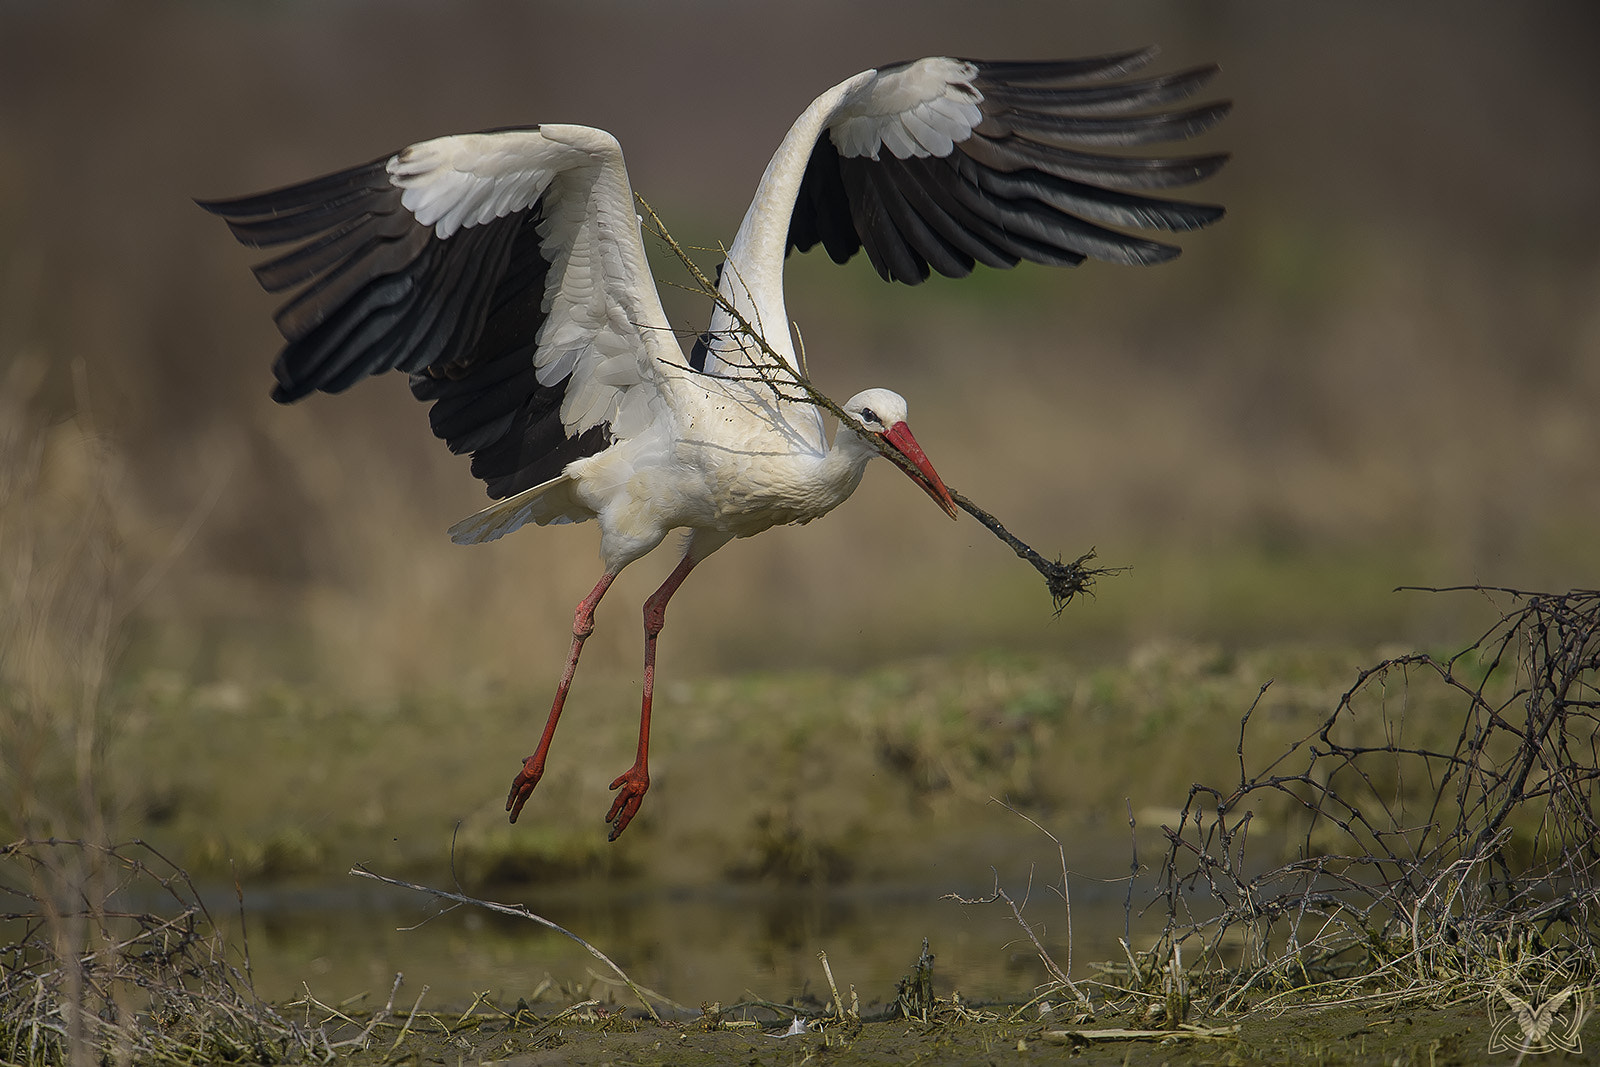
978, 65, 1222, 115
892, 155, 1025, 268
887, 156, 1015, 270
787, 53, 1229, 284
250, 207, 418, 293
859, 160, 971, 280
837, 153, 923, 283
982, 101, 1232, 149
969, 49, 1160, 83
797, 138, 867, 265
199, 135, 612, 500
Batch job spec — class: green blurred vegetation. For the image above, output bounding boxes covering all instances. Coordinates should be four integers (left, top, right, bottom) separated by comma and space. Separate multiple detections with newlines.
77, 640, 1498, 892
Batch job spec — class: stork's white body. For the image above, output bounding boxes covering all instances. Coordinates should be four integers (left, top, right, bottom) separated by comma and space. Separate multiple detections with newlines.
201, 48, 1228, 838
461, 368, 889, 556
506, 378, 880, 572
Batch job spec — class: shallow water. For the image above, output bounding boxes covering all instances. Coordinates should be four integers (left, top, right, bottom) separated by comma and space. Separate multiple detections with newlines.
228, 879, 1161, 1011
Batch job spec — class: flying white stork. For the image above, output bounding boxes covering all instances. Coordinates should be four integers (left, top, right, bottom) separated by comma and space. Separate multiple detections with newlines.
200, 48, 1228, 840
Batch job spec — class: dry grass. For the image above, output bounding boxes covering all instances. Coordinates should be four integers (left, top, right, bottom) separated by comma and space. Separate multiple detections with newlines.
0, 358, 124, 847
963, 588, 1599, 1035
0, 366, 310, 1065
0, 839, 315, 1066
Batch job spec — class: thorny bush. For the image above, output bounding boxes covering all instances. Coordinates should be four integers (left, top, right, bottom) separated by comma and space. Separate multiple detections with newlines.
1149, 586, 1600, 1008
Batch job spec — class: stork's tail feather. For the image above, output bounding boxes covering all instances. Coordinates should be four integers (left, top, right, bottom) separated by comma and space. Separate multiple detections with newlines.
449, 475, 576, 545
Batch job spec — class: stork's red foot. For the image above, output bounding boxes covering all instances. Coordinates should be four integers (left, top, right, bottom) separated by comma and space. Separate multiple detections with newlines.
605, 763, 650, 840
506, 754, 546, 823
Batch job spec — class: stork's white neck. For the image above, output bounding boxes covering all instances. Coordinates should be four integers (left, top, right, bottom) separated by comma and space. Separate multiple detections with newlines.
699, 69, 877, 377
813, 419, 880, 511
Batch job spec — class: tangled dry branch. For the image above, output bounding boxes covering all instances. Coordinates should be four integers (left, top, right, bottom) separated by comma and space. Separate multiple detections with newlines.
0, 838, 313, 1065
1149, 586, 1600, 1007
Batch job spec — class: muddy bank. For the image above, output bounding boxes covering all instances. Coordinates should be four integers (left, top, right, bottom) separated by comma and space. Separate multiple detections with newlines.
316, 998, 1517, 1067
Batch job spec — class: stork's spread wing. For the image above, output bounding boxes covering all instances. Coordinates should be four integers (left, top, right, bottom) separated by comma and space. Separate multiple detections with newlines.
698, 49, 1229, 380
199, 126, 675, 500
788, 49, 1230, 282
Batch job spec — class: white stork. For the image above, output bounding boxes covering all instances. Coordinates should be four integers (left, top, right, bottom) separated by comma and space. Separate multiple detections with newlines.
200, 48, 1228, 840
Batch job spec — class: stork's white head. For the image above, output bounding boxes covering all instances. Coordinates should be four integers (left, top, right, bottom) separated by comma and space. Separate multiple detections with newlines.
840, 388, 958, 520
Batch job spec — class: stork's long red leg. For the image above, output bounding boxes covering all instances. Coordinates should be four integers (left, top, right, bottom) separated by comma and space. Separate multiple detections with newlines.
605, 551, 702, 840
507, 571, 616, 822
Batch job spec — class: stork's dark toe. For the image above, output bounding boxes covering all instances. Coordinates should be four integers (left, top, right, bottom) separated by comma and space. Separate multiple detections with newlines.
506, 754, 546, 822
605, 765, 650, 840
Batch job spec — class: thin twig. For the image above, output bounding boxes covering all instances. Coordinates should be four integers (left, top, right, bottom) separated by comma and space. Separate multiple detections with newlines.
582, 967, 694, 1015
817, 951, 844, 1021
1139, 585, 1600, 1011
384, 983, 430, 1059
944, 868, 1090, 1010
991, 798, 1083, 997
349, 864, 662, 1023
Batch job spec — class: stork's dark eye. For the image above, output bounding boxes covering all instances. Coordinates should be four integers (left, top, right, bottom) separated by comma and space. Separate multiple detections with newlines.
859, 408, 880, 425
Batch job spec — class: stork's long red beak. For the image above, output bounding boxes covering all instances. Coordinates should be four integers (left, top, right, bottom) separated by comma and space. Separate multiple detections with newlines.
882, 421, 958, 520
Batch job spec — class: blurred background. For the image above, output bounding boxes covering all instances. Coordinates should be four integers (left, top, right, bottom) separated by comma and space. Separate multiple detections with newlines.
3, 0, 1600, 1005
3, 0, 1598, 693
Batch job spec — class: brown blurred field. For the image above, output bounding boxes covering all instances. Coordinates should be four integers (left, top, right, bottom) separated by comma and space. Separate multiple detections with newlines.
3, 2, 1599, 823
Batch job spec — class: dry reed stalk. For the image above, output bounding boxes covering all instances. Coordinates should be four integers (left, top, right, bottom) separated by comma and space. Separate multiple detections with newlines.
1, 839, 314, 1066
348, 863, 666, 1022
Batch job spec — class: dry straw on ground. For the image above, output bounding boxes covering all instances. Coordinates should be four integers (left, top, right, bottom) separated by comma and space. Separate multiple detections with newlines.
0, 838, 314, 1065
4, 589, 1599, 1062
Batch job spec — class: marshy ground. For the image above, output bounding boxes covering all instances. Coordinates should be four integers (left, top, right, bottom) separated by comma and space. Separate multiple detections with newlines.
7, 629, 1599, 1064
276, 995, 1505, 1067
